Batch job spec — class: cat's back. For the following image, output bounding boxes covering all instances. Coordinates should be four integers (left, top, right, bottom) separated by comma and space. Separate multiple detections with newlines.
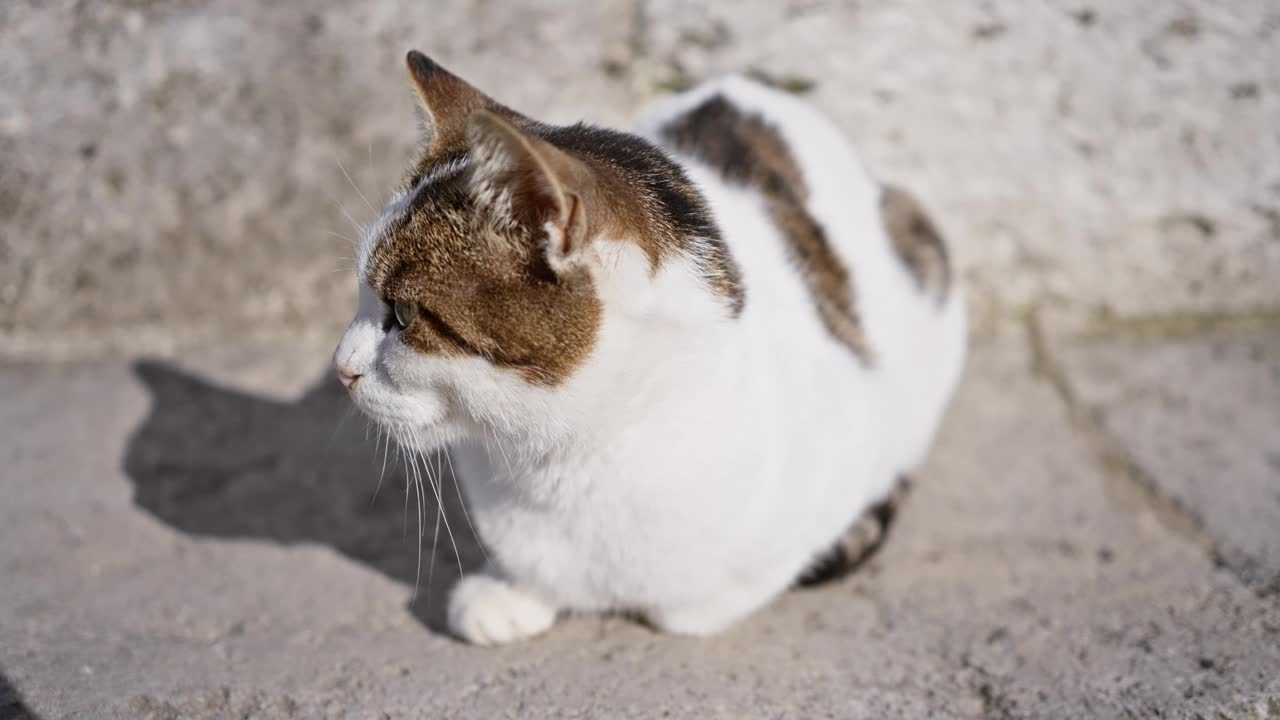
636, 77, 940, 359
637, 76, 966, 473
642, 76, 880, 219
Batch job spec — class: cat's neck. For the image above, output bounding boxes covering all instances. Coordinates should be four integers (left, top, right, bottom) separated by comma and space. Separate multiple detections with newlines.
465, 318, 756, 476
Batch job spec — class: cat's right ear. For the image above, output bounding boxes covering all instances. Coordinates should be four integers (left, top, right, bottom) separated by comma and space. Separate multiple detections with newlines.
405, 51, 494, 156
465, 111, 592, 274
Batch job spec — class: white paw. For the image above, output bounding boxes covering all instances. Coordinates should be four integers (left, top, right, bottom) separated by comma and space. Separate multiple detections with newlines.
447, 574, 556, 646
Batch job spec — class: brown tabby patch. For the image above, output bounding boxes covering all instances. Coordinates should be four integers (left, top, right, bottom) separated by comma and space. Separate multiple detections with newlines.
661, 95, 871, 363
404, 53, 742, 318
402, 52, 520, 186
365, 176, 602, 387
796, 477, 912, 587
530, 122, 745, 317
882, 185, 951, 305
364, 53, 745, 386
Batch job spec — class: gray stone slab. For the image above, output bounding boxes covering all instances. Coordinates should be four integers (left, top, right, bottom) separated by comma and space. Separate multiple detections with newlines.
1051, 320, 1280, 597
1, 335, 1276, 718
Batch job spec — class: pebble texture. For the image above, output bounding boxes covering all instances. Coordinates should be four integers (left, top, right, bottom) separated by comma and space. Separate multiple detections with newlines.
1, 0, 1279, 718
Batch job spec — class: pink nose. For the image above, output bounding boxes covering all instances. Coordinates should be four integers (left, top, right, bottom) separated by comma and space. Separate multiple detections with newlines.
337, 367, 362, 389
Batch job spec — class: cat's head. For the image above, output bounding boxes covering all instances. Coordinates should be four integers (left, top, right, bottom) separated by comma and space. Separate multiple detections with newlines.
333, 52, 739, 449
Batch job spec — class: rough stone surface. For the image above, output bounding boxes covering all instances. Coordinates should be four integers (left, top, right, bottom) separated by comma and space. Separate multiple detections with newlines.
2, 0, 1280, 357
3, 0, 1280, 717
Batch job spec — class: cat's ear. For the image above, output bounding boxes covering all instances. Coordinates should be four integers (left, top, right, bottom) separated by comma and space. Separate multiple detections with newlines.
466, 110, 590, 273
405, 51, 495, 156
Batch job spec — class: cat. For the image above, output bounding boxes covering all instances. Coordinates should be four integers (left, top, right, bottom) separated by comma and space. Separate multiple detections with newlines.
332, 51, 967, 645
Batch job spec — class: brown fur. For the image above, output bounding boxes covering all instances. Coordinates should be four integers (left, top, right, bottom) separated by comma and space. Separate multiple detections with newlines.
366, 53, 746, 386
366, 176, 602, 387
882, 185, 951, 304
661, 96, 872, 363
403, 52, 521, 186
525, 122, 744, 316
404, 54, 743, 316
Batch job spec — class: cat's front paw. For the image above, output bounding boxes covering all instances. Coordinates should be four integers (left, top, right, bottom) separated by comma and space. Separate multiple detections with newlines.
447, 574, 557, 646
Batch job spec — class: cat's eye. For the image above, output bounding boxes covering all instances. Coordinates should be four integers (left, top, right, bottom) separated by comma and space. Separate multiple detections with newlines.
392, 300, 419, 329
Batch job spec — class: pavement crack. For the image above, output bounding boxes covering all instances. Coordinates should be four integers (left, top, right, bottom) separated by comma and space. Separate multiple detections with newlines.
0, 257, 32, 334
1022, 307, 1217, 554
1077, 305, 1280, 343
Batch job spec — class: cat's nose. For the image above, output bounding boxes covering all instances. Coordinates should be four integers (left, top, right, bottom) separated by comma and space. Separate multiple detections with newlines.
337, 367, 362, 389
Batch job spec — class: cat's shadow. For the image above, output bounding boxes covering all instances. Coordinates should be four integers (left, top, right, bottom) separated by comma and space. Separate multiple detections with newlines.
122, 360, 485, 633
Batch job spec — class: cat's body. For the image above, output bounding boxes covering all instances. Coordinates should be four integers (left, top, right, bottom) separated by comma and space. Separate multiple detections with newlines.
334, 54, 966, 645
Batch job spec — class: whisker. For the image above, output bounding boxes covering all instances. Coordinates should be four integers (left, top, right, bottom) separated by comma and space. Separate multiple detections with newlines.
482, 421, 515, 479
428, 449, 447, 607
479, 426, 496, 467
406, 440, 427, 603
427, 461, 442, 610
337, 156, 377, 216
332, 199, 367, 237
320, 253, 355, 272
492, 424, 515, 478
413, 437, 464, 582
327, 403, 357, 449
396, 429, 411, 538
444, 445, 488, 563
371, 428, 391, 505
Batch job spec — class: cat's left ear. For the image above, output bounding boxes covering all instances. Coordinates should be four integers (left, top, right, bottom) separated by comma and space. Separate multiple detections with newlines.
466, 111, 591, 273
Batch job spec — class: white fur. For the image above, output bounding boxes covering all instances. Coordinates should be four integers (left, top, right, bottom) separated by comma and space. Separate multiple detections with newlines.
334, 77, 967, 643
448, 571, 557, 645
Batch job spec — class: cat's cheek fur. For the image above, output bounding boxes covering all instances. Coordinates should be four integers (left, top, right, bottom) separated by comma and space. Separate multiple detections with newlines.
333, 288, 452, 435
342, 354, 450, 434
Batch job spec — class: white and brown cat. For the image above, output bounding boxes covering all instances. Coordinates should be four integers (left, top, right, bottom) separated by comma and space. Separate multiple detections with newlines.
333, 51, 966, 645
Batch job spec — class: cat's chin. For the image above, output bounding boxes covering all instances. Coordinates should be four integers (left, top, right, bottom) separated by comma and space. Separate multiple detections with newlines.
364, 411, 453, 453
346, 392, 449, 442
361, 407, 446, 435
